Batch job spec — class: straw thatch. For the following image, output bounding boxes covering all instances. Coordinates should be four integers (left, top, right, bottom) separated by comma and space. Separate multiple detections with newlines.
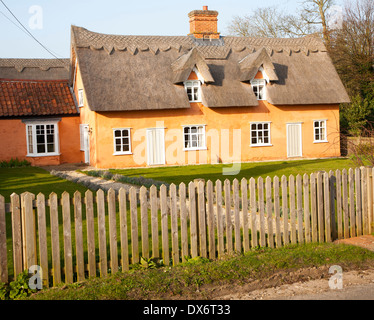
71, 26, 350, 111
0, 59, 70, 80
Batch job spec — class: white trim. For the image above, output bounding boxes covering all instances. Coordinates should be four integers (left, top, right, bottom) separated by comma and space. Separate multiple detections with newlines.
250, 78, 267, 101
184, 80, 202, 103
286, 123, 303, 158
183, 125, 207, 151
113, 128, 132, 156
25, 121, 60, 157
313, 119, 328, 143
250, 121, 272, 147
78, 89, 84, 107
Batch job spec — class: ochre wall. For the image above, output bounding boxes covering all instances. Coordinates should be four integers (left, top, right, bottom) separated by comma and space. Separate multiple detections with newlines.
74, 68, 341, 169
0, 116, 81, 166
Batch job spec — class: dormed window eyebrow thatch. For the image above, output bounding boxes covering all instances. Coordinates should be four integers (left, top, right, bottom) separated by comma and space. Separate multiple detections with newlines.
238, 47, 278, 82
171, 48, 215, 84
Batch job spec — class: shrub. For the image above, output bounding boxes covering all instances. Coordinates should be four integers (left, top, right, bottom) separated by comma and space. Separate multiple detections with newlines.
0, 158, 31, 168
0, 271, 37, 300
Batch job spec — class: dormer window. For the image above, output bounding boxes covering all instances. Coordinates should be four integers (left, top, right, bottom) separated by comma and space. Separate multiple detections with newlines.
184, 80, 201, 102
251, 79, 266, 100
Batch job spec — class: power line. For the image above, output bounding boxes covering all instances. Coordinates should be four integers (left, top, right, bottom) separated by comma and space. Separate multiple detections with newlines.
0, 0, 64, 60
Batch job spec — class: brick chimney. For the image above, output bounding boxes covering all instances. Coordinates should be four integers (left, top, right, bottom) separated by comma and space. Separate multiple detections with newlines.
188, 6, 220, 39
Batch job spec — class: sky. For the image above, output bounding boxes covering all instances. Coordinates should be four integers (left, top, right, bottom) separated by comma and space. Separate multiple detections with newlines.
0, 0, 345, 59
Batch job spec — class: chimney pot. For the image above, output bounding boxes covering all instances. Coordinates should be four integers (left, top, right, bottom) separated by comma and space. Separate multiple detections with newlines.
188, 7, 220, 39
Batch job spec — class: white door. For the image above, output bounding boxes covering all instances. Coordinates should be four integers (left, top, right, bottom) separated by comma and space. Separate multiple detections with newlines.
146, 128, 165, 166
80, 124, 90, 164
287, 123, 302, 158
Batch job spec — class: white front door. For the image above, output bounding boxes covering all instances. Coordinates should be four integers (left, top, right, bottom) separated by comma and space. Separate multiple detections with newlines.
80, 124, 90, 164
287, 123, 302, 158
146, 128, 165, 166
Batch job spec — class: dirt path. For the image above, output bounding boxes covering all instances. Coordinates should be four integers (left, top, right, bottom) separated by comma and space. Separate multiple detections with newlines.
215, 266, 374, 300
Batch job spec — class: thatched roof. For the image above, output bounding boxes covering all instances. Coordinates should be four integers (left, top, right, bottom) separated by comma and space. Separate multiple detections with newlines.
0, 59, 70, 80
71, 26, 350, 111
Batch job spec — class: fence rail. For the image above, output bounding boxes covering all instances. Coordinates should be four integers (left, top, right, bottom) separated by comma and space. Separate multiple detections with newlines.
0, 167, 373, 286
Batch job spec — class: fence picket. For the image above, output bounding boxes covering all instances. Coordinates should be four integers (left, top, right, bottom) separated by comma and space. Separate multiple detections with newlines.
224, 179, 233, 253
62, 192, 73, 283
197, 181, 207, 258
266, 177, 274, 248
97, 189, 108, 276
206, 180, 216, 259
361, 167, 368, 235
170, 184, 179, 265
296, 175, 304, 244
289, 175, 297, 244
281, 176, 289, 245
179, 183, 188, 262
74, 191, 85, 281
108, 188, 119, 273
85, 190, 96, 277
250, 178, 258, 248
336, 170, 343, 239
160, 185, 169, 265
349, 168, 356, 237
258, 177, 266, 247
233, 179, 242, 252
303, 174, 311, 243
241, 178, 250, 252
118, 188, 129, 271
273, 176, 281, 248
355, 168, 362, 236
188, 182, 198, 258
317, 172, 324, 243
329, 170, 337, 240
324, 173, 332, 243
341, 169, 349, 239
140, 186, 149, 260
36, 193, 48, 288
216, 180, 224, 258
130, 187, 139, 265
49, 192, 61, 285
0, 195, 7, 283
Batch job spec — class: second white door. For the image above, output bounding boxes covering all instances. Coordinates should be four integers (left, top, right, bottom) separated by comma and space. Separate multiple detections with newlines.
146, 128, 165, 166
287, 123, 302, 158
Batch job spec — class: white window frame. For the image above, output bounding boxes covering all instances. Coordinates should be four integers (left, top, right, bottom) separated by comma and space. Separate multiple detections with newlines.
113, 128, 132, 155
25, 121, 60, 157
78, 89, 84, 107
250, 121, 272, 147
184, 80, 202, 103
313, 120, 328, 143
251, 79, 267, 101
183, 125, 207, 151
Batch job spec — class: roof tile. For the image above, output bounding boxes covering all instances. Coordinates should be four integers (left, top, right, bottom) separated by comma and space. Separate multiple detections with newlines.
0, 79, 78, 117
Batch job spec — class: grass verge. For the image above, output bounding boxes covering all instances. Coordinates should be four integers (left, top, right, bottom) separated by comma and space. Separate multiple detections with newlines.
109, 158, 357, 185
26, 243, 374, 300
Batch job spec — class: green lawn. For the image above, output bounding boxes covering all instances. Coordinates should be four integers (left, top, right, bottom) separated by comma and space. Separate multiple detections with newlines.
0, 167, 89, 200
110, 157, 358, 185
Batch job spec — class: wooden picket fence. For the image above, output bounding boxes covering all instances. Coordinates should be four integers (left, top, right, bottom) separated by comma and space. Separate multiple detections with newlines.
0, 167, 373, 287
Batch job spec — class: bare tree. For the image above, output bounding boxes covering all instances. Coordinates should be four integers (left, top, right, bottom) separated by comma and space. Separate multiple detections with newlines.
226, 2, 335, 42
301, 0, 335, 44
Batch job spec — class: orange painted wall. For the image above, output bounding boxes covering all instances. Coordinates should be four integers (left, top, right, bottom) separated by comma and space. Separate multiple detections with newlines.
0, 116, 81, 166
74, 67, 341, 169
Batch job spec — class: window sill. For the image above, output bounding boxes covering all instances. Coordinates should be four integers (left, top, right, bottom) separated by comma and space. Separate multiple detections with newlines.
113, 152, 133, 156
313, 140, 328, 144
27, 153, 61, 157
250, 144, 273, 148
183, 147, 207, 151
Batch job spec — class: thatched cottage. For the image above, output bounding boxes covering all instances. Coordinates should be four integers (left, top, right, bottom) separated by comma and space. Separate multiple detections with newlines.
0, 6, 350, 168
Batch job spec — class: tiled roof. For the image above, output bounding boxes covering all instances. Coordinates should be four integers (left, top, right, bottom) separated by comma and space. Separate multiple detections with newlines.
0, 79, 78, 117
